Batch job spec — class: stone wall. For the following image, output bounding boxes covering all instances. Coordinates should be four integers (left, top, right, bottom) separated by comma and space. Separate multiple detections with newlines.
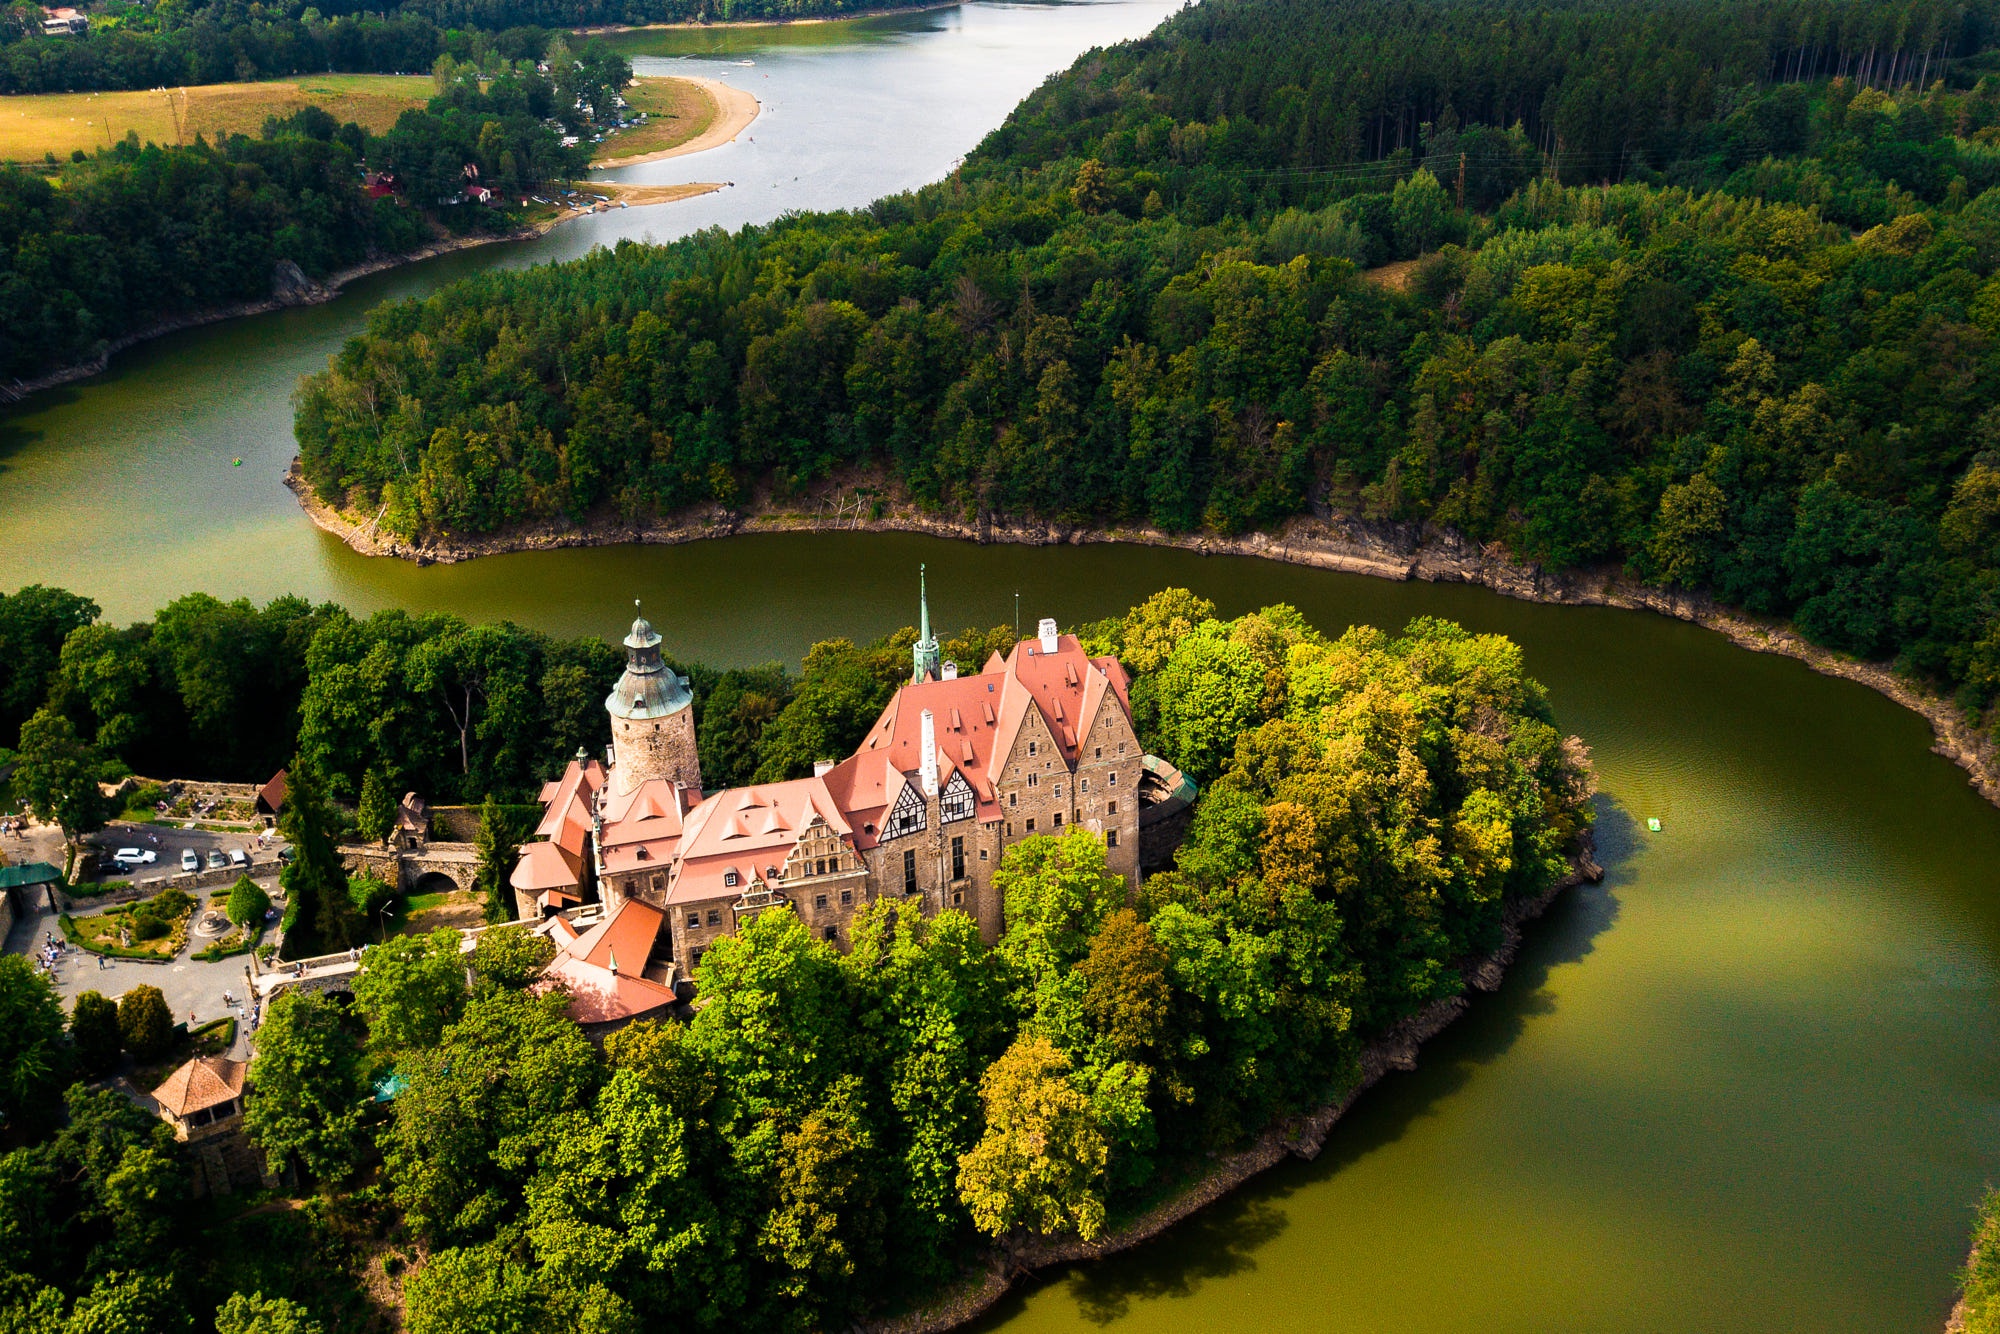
0, 888, 14, 945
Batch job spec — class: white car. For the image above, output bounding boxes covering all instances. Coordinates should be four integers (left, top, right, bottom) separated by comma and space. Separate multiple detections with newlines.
113, 848, 157, 866
227, 849, 248, 868
180, 849, 199, 872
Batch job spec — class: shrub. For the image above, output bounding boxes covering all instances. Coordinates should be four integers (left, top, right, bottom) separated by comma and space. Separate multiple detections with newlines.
71, 989, 121, 1074
117, 984, 173, 1060
130, 910, 168, 941
228, 876, 271, 927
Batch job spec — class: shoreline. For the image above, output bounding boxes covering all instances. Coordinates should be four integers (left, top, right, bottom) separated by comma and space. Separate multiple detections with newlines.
574, 0, 960, 35
593, 76, 761, 168
862, 833, 1605, 1334
0, 182, 719, 406
285, 469, 2000, 814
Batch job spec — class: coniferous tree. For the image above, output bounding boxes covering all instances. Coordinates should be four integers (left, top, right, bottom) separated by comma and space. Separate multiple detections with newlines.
278, 761, 355, 957
356, 769, 398, 845
473, 794, 513, 924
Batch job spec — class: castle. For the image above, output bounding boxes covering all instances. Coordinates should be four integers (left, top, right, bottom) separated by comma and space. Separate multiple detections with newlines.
511, 579, 1148, 1024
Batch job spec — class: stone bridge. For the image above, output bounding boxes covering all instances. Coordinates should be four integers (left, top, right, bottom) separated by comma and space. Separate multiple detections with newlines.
341, 842, 480, 897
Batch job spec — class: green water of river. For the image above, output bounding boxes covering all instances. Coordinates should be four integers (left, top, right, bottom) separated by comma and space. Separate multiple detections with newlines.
3, 0, 1999, 1327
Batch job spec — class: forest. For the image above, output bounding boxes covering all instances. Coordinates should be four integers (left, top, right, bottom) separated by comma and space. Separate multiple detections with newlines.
0, 589, 1597, 1333
0, 63, 593, 382
294, 0, 2000, 741
0, 0, 940, 96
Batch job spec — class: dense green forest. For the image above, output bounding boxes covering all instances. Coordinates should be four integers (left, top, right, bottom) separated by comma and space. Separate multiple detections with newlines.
0, 0, 939, 95
0, 590, 1596, 1332
295, 0, 2000, 740
0, 63, 594, 383
0, 581, 1003, 813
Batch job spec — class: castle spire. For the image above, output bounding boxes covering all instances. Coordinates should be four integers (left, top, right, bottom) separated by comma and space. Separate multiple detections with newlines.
912, 565, 941, 682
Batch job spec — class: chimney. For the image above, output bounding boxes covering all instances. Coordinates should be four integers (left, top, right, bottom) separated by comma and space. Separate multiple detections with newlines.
941, 661, 958, 680
920, 709, 939, 796
814, 759, 835, 778
1038, 617, 1059, 655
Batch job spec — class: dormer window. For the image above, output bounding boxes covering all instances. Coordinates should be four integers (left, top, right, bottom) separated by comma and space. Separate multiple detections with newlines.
724, 869, 739, 888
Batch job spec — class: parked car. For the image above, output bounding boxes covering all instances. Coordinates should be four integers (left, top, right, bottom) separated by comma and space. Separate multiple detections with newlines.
227, 849, 248, 868
101, 859, 131, 875
181, 849, 199, 872
206, 850, 226, 870
112, 848, 157, 866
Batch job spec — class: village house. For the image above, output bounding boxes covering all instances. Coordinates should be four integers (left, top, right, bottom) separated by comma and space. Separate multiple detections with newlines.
40, 7, 87, 35
512, 581, 1149, 1010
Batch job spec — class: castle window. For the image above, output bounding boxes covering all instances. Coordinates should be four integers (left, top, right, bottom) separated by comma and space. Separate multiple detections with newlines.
840, 889, 852, 905
980, 848, 988, 860
1119, 743, 1126, 754
816, 858, 827, 876
824, 927, 838, 942
1108, 772, 1117, 786
815, 894, 828, 909
707, 909, 722, 926
687, 912, 700, 928
1081, 779, 1088, 793
1028, 741, 1037, 757
1107, 800, 1117, 815
1053, 812, 1063, 827
952, 890, 963, 905
1009, 792, 1017, 807
1054, 784, 1062, 799
691, 946, 705, 969
1025, 818, 1035, 833
903, 849, 917, 894
1028, 773, 1038, 788
1094, 747, 1102, 759
951, 836, 965, 881
1107, 829, 1118, 848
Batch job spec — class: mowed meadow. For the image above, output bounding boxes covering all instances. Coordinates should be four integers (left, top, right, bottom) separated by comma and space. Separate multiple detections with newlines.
0, 73, 432, 161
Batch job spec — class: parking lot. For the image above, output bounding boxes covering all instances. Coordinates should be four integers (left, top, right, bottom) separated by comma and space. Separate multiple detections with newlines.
81, 821, 285, 885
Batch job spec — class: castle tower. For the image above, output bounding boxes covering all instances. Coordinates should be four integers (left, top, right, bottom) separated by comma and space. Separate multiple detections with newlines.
606, 601, 700, 798
912, 565, 941, 683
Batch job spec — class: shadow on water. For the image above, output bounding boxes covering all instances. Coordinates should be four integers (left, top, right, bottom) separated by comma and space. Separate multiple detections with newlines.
0, 404, 56, 471
968, 803, 1631, 1329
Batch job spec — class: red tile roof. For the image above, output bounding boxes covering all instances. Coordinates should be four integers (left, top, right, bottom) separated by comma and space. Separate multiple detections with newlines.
511, 841, 580, 893
533, 898, 677, 1026
534, 758, 605, 861
826, 633, 1132, 848
152, 1056, 246, 1118
669, 777, 851, 903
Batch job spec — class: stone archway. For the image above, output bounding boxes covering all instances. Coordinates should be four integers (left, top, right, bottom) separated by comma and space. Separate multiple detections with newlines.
409, 870, 462, 899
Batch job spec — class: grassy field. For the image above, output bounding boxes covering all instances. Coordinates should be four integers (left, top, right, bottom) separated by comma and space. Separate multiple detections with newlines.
0, 74, 432, 162
590, 75, 714, 164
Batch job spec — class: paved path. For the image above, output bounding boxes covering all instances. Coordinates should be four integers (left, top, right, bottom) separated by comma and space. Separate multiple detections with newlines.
5, 886, 271, 1061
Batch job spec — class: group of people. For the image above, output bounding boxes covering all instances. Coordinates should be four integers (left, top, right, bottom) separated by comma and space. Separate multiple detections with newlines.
34, 931, 66, 974
1, 816, 29, 837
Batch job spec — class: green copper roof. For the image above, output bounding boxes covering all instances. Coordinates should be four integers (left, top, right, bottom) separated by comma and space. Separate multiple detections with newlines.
0, 862, 62, 889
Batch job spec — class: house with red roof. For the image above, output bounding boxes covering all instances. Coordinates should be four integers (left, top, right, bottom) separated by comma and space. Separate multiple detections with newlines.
512, 576, 1145, 990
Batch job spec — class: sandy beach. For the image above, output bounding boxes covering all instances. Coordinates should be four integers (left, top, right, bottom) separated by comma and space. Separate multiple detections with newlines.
539, 180, 725, 228
595, 77, 760, 168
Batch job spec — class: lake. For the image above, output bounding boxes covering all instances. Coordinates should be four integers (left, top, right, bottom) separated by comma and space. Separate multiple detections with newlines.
3, 4, 1999, 1330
